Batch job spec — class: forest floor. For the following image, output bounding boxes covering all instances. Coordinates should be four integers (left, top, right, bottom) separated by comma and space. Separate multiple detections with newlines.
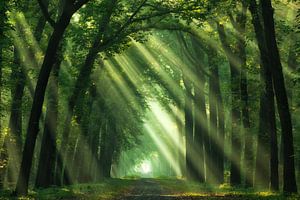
0, 178, 299, 200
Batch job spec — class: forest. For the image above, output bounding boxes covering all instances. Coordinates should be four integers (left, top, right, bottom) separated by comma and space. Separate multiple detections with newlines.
0, 0, 300, 199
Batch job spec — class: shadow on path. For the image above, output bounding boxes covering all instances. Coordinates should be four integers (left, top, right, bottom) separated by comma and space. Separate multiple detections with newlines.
114, 179, 245, 200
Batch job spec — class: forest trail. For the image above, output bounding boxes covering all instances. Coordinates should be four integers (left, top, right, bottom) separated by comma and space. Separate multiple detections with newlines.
116, 179, 166, 200
114, 179, 249, 200
0, 178, 296, 199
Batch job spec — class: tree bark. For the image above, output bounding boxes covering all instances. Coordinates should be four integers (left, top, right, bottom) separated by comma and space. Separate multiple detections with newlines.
194, 76, 206, 183
58, 0, 117, 183
0, 46, 3, 190
35, 53, 61, 188
58, 46, 99, 184
182, 77, 197, 180
215, 56, 225, 184
14, 3, 79, 194
207, 49, 223, 184
99, 119, 117, 178
189, 37, 207, 183
249, 0, 278, 190
5, 49, 26, 184
76, 86, 95, 183
5, 8, 48, 184
88, 102, 102, 182
207, 47, 225, 184
260, 0, 297, 193
0, 0, 8, 188
235, 2, 254, 188
35, 5, 65, 186
217, 23, 242, 186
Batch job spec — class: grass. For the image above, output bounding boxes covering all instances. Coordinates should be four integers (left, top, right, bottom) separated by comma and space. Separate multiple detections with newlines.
0, 178, 299, 199
155, 179, 300, 199
0, 179, 136, 200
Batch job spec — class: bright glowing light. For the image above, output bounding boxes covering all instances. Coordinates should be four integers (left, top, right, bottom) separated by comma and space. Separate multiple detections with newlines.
140, 161, 152, 174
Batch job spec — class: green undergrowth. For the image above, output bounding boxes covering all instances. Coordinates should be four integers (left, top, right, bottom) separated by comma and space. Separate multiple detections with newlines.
0, 179, 136, 200
0, 178, 299, 200
155, 179, 300, 199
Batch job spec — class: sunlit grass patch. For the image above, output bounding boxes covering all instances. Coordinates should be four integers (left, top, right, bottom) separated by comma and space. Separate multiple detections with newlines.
0, 179, 136, 200
153, 179, 299, 199
1, 179, 299, 199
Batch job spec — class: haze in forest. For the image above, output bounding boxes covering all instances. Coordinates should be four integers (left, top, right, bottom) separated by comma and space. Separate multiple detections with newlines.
0, 0, 299, 199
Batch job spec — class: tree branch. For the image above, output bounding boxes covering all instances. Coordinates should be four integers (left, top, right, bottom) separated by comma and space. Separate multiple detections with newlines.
115, 0, 148, 37
229, 13, 238, 31
37, 0, 56, 28
73, 0, 90, 12
216, 22, 236, 66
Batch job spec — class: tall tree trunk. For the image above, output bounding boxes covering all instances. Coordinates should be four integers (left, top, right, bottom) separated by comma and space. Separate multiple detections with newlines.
260, 0, 297, 193
249, 0, 278, 190
255, 68, 275, 189
217, 23, 242, 186
88, 108, 102, 182
5, 49, 25, 184
0, 70, 3, 188
99, 119, 117, 178
0, 0, 8, 188
191, 36, 225, 184
174, 100, 185, 177
14, 5, 78, 194
194, 77, 206, 183
0, 17, 4, 191
99, 121, 108, 178
76, 87, 95, 183
35, 55, 61, 188
190, 37, 207, 183
215, 56, 225, 184
207, 47, 226, 184
58, 1, 117, 182
229, 33, 242, 186
235, 2, 254, 188
58, 47, 99, 184
183, 77, 197, 180
286, 29, 299, 187
5, 9, 47, 184
178, 33, 204, 181
207, 50, 222, 184
34, 8, 64, 186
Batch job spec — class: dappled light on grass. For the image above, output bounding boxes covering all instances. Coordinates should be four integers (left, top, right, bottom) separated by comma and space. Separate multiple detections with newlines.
1, 179, 298, 200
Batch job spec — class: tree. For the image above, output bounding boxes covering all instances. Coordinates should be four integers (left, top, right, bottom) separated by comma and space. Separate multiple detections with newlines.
192, 44, 207, 183
0, 0, 9, 189
15, 0, 90, 195
35, 53, 61, 188
233, 2, 253, 188
217, 23, 242, 186
182, 73, 196, 180
5, 2, 49, 184
207, 47, 224, 184
57, 0, 208, 184
260, 0, 297, 193
36, 0, 64, 187
57, 0, 119, 184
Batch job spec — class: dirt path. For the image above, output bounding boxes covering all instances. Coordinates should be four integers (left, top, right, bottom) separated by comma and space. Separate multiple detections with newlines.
112, 179, 278, 200
115, 178, 181, 200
